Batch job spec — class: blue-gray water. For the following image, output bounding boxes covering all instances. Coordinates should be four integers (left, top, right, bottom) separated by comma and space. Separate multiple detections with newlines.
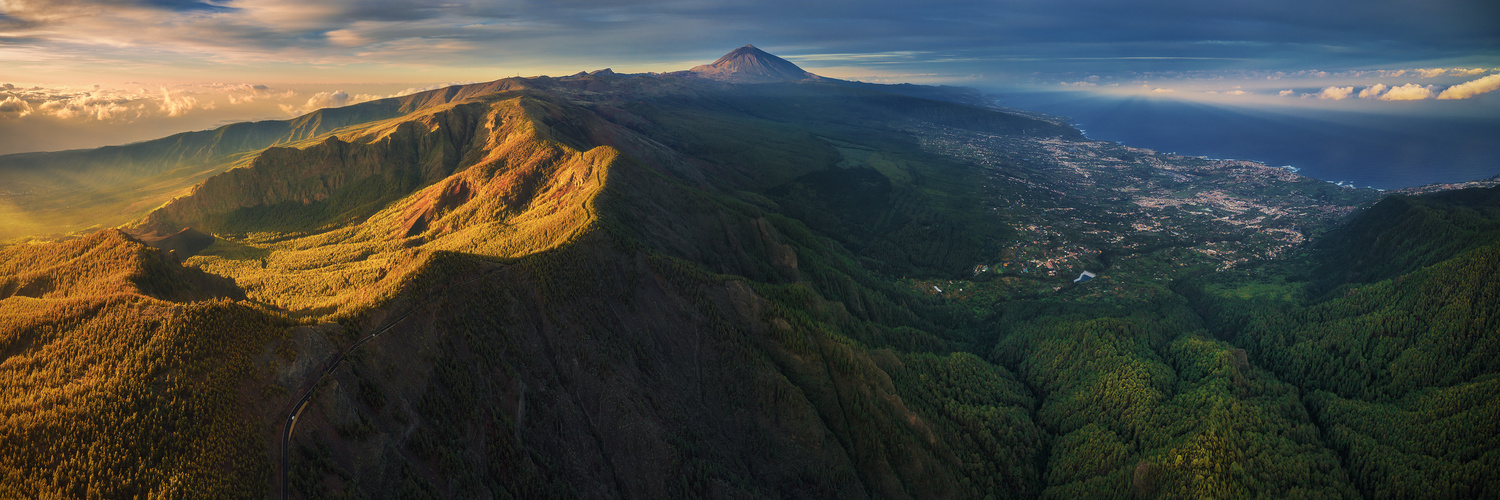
994, 91, 1500, 190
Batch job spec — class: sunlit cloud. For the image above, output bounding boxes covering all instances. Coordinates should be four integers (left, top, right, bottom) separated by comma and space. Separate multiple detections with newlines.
158, 88, 198, 117
1408, 67, 1493, 78
389, 82, 479, 98
35, 93, 139, 121
0, 85, 221, 122
1151, 87, 1175, 93
277, 90, 382, 116
1312, 86, 1353, 100
1437, 73, 1500, 100
1378, 83, 1434, 101
0, 82, 405, 124
1278, 89, 1294, 96
0, 95, 33, 117
1358, 83, 1387, 99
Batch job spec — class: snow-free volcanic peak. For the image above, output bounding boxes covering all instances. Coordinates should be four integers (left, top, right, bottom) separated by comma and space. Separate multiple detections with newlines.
688, 44, 819, 83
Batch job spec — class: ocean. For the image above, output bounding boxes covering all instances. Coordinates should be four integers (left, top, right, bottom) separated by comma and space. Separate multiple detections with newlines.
992, 91, 1500, 190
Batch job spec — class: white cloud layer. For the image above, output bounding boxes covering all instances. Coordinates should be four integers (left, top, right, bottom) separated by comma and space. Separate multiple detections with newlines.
278, 90, 384, 116
1437, 73, 1500, 100
1378, 83, 1434, 101
158, 88, 198, 117
1314, 86, 1354, 100
0, 82, 399, 125
1358, 83, 1387, 99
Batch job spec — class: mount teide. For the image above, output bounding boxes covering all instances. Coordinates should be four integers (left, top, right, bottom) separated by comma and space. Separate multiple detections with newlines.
687, 44, 821, 82
2, 46, 1496, 499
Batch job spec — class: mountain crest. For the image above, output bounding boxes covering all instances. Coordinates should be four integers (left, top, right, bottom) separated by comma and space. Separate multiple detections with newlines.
689, 44, 818, 83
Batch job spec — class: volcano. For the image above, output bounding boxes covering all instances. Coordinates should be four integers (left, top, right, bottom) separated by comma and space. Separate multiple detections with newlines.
688, 44, 820, 82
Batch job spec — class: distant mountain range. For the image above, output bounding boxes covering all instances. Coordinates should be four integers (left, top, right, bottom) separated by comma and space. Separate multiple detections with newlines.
1, 46, 1496, 499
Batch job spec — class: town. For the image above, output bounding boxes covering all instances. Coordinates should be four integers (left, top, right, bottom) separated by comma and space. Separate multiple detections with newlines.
904, 122, 1375, 302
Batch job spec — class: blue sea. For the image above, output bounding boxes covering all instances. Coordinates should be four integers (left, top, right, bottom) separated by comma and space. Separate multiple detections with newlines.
992, 91, 1500, 190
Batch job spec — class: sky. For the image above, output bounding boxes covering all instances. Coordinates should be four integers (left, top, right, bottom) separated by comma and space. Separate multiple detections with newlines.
2, 0, 1498, 155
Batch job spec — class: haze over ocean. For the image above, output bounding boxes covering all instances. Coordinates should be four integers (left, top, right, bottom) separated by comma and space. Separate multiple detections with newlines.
996, 91, 1500, 190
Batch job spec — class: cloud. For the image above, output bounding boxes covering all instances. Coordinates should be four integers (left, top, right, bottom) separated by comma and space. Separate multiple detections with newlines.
0, 83, 370, 124
1314, 86, 1354, 100
34, 93, 138, 121
1378, 83, 1434, 100
1358, 83, 1387, 99
1151, 87, 1175, 93
1278, 89, 1295, 96
1437, 73, 1500, 100
1061, 81, 1097, 87
158, 88, 198, 116
307, 90, 352, 109
221, 83, 292, 104
1410, 67, 1494, 78
1224, 89, 1248, 96
389, 82, 478, 98
0, 96, 33, 117
278, 90, 382, 116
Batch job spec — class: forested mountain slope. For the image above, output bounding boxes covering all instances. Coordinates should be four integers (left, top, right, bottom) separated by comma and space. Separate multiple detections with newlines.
0, 231, 289, 497
1187, 186, 1500, 498
1, 48, 1495, 499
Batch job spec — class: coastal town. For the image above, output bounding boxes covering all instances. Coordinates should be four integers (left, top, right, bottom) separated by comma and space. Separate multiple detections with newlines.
904, 122, 1376, 301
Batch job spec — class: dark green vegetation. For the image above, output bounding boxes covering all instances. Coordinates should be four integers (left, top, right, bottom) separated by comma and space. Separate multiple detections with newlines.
1, 49, 1495, 498
1188, 187, 1500, 498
